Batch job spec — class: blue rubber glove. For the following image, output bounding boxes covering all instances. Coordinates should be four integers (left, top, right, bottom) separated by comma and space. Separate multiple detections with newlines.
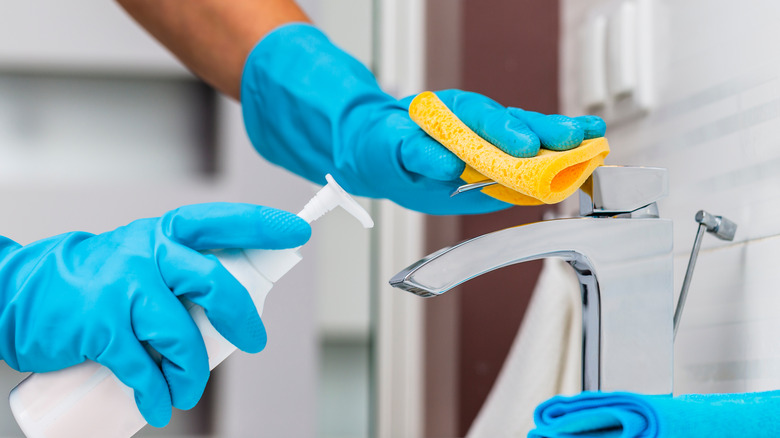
241, 23, 606, 215
0, 203, 311, 427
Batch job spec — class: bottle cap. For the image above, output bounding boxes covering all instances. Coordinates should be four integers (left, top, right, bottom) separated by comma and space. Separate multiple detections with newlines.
297, 174, 374, 228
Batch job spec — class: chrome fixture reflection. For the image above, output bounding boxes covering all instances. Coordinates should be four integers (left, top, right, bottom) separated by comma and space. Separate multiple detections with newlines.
390, 166, 674, 394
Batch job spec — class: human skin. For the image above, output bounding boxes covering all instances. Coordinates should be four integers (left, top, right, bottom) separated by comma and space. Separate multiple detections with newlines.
116, 0, 312, 99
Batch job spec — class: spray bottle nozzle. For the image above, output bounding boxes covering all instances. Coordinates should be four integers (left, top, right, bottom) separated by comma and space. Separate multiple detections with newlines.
297, 174, 374, 228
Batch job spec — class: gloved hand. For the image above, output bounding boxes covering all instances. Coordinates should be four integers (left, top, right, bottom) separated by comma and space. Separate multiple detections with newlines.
241, 23, 606, 215
0, 203, 311, 427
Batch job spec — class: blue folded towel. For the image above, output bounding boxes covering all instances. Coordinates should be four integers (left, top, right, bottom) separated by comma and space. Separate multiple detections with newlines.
528, 390, 780, 437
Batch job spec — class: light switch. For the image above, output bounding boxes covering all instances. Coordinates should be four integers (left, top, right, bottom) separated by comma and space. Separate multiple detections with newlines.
580, 14, 608, 110
634, 0, 655, 111
608, 0, 638, 98
578, 0, 654, 125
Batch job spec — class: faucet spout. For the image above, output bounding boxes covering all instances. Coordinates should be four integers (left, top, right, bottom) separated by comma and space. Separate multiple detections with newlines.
390, 216, 674, 394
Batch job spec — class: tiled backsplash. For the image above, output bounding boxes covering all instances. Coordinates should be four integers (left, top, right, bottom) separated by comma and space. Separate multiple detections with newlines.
562, 0, 780, 394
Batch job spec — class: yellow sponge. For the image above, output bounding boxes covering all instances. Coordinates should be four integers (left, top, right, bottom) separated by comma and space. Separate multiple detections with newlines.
409, 91, 610, 205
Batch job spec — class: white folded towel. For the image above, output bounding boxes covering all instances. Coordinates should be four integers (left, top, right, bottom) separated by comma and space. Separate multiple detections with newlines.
467, 258, 582, 438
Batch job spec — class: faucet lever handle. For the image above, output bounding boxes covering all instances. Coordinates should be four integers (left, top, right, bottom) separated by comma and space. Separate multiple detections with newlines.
580, 166, 669, 217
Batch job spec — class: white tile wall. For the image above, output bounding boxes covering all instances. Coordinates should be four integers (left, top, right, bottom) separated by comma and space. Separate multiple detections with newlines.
563, 0, 780, 395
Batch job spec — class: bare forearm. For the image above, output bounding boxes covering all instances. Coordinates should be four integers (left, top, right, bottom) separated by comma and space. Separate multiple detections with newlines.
117, 0, 311, 99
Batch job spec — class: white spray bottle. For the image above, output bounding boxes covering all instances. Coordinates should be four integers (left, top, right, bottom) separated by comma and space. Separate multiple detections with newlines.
8, 174, 374, 438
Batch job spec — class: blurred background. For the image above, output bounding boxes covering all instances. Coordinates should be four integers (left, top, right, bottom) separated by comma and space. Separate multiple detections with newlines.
0, 1, 407, 437
0, 1, 376, 437
0, 0, 563, 437
4, 0, 780, 437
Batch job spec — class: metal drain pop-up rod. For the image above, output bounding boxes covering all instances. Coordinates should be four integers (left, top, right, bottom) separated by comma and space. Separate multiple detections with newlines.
673, 210, 738, 339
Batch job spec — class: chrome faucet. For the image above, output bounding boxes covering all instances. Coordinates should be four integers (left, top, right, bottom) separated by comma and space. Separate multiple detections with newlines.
390, 166, 674, 395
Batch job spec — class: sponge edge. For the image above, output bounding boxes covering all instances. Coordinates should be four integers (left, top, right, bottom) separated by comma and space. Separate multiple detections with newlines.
460, 165, 544, 205
409, 91, 610, 205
